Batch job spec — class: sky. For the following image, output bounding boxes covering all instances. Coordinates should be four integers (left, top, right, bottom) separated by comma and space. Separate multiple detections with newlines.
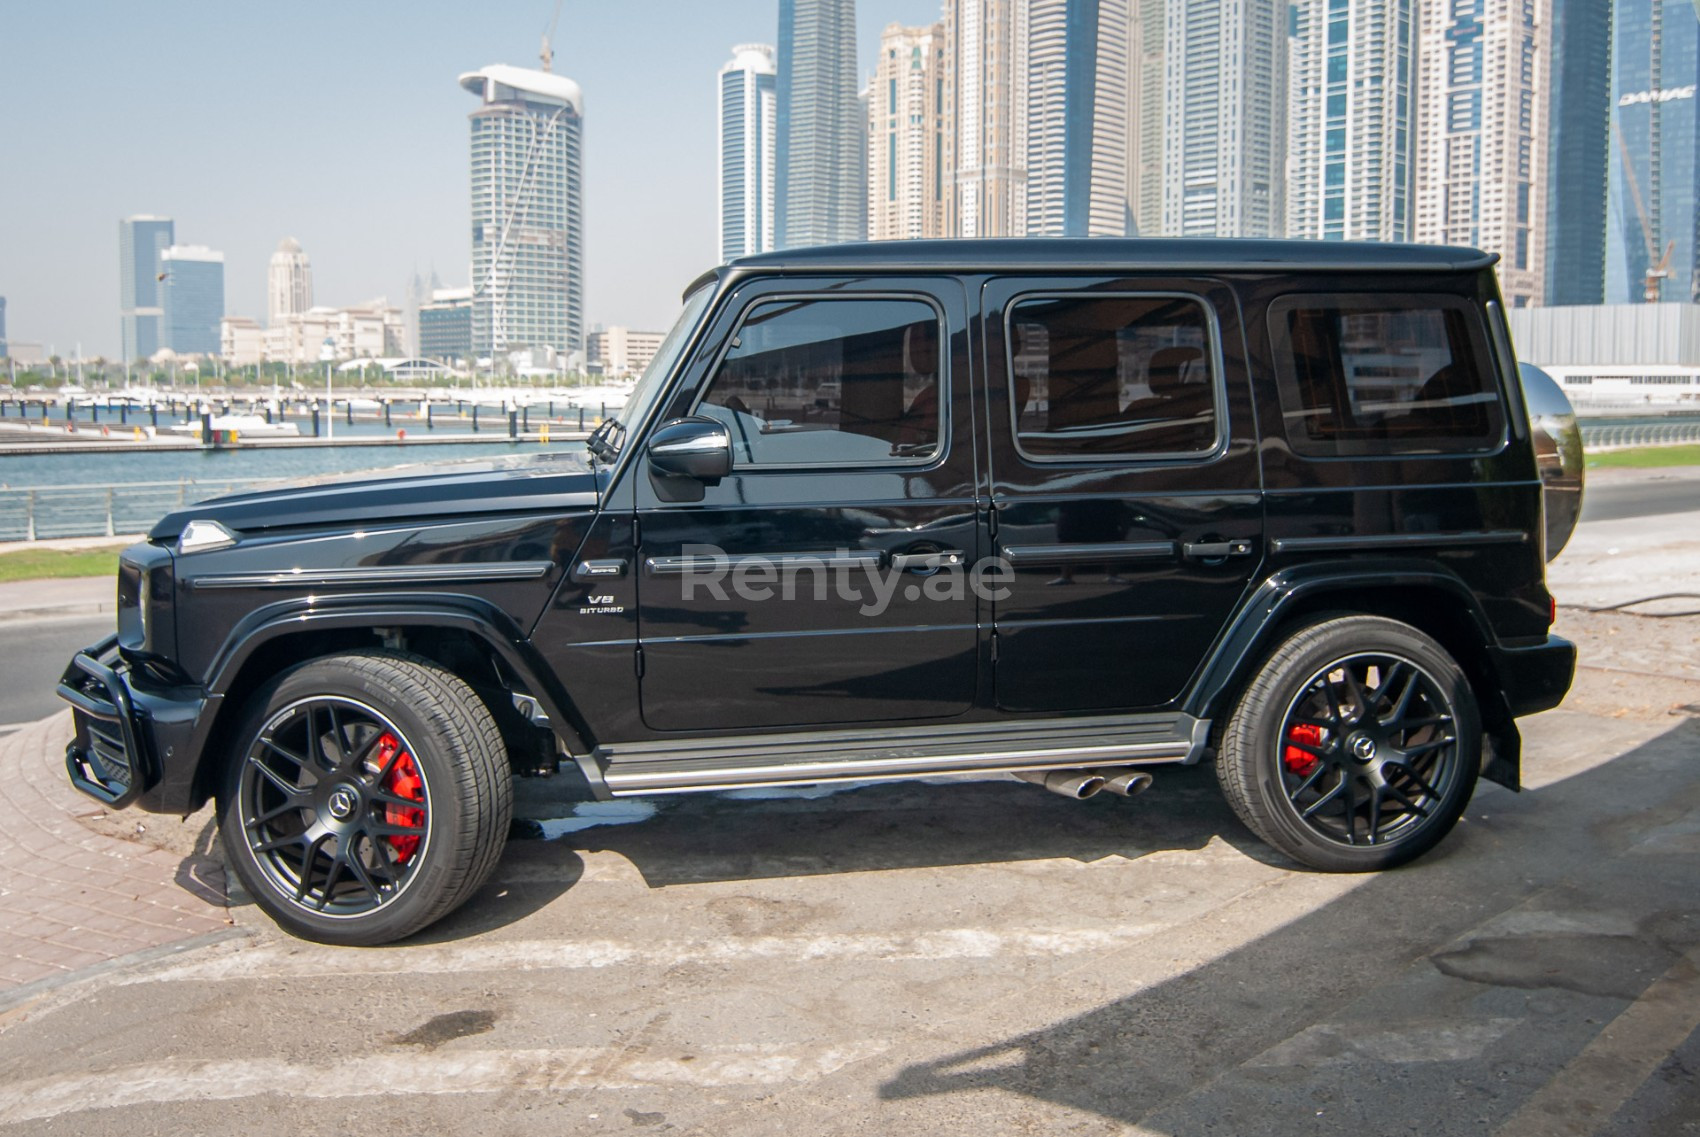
0, 1, 944, 360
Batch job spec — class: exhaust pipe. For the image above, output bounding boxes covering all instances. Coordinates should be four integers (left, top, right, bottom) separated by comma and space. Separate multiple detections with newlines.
1015, 769, 1106, 799
1095, 769, 1154, 797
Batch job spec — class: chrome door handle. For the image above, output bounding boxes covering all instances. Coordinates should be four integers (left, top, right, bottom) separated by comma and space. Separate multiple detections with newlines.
889, 549, 966, 573
1182, 540, 1254, 560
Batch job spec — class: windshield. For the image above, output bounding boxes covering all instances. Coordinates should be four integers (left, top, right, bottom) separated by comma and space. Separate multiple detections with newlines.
595, 282, 716, 458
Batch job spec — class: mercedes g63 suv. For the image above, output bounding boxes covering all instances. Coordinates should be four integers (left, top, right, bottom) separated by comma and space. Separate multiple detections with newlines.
60, 239, 1578, 945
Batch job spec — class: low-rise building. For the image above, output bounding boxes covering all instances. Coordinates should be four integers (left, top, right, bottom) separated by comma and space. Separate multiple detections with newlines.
586, 326, 666, 378
220, 316, 265, 367
263, 302, 404, 365
1509, 303, 1700, 407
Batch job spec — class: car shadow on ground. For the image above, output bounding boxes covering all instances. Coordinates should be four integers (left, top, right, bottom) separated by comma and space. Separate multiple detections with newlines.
171, 815, 229, 909
489, 758, 1275, 891
872, 718, 1700, 1134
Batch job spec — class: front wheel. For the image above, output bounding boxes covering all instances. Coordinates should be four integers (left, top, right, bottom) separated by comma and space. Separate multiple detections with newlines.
1215, 616, 1479, 872
218, 651, 513, 945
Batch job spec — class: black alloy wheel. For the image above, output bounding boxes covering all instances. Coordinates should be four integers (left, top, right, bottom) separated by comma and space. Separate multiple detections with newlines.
1273, 652, 1463, 849
1216, 616, 1479, 872
237, 695, 433, 918
219, 652, 512, 945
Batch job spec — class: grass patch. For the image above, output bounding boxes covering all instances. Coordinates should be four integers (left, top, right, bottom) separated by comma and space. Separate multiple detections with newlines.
0, 544, 128, 583
1587, 444, 1700, 469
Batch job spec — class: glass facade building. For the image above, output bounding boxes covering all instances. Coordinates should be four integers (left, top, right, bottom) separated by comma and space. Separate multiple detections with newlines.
1544, 0, 1612, 305
1605, 0, 1699, 304
460, 65, 585, 361
776, 0, 865, 247
419, 294, 475, 364
160, 246, 225, 357
719, 44, 778, 260
1026, 0, 1134, 237
119, 215, 174, 364
1288, 0, 1415, 242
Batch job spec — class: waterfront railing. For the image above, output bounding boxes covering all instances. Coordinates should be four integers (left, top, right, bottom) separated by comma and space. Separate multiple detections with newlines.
1580, 422, 1700, 450
0, 479, 276, 541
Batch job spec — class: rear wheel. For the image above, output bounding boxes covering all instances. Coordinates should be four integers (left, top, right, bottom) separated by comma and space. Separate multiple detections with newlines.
218, 651, 512, 945
1216, 616, 1478, 872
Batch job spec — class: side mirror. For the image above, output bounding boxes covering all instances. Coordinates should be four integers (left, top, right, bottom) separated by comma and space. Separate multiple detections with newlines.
647, 416, 732, 501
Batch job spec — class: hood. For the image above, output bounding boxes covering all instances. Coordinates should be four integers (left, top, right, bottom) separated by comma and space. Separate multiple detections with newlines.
148, 450, 604, 541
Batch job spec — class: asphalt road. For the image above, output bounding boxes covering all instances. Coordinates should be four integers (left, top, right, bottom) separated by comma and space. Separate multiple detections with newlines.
1581, 471, 1700, 522
0, 615, 110, 726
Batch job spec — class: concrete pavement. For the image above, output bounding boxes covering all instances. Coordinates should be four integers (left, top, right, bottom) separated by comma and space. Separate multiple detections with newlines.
0, 577, 114, 624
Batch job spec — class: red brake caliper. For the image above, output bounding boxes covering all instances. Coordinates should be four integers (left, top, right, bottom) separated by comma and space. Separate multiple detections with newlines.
372, 732, 424, 863
1283, 723, 1323, 777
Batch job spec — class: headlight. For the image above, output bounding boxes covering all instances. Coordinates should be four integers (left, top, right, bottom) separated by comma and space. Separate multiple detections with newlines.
177, 519, 238, 554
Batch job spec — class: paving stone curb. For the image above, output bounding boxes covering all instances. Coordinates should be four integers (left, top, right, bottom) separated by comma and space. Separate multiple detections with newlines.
0, 713, 233, 990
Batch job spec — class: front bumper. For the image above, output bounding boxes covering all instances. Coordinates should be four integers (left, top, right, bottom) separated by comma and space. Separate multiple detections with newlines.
1490, 634, 1578, 718
58, 636, 209, 811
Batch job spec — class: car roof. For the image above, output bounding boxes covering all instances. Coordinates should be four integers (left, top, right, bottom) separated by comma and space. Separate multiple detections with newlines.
686, 238, 1497, 299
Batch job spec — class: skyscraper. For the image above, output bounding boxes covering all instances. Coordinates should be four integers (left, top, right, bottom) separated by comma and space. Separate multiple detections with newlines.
0, 295, 8, 360
1160, 0, 1286, 238
119, 215, 174, 364
1544, 0, 1613, 305
1604, 0, 1699, 304
1129, 0, 1165, 236
1287, 0, 1416, 242
868, 23, 949, 240
775, 0, 865, 247
1414, 0, 1550, 307
160, 245, 225, 356
720, 44, 779, 260
460, 64, 585, 361
1026, 0, 1134, 237
944, 0, 1030, 237
268, 237, 313, 327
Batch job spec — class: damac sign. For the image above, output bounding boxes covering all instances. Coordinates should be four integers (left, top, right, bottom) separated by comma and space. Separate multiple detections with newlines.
1618, 85, 1697, 106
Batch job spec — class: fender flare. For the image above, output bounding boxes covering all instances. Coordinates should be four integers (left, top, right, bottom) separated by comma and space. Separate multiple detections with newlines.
199, 592, 593, 753
161, 593, 598, 813
1183, 558, 1505, 725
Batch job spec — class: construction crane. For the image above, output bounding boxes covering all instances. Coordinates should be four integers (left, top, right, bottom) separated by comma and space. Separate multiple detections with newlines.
1614, 125, 1676, 303
541, 0, 564, 72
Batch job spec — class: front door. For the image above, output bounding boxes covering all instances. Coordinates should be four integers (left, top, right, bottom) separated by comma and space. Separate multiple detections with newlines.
634, 278, 981, 733
982, 276, 1265, 713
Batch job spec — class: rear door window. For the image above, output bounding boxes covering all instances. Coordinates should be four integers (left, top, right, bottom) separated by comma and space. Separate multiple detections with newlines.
1007, 293, 1222, 460
1268, 294, 1506, 457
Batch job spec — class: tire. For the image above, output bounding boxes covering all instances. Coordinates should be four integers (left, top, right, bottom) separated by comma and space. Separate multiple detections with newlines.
1215, 616, 1479, 872
217, 651, 514, 945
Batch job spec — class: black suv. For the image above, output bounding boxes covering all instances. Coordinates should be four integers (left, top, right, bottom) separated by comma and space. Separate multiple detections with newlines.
59, 239, 1577, 945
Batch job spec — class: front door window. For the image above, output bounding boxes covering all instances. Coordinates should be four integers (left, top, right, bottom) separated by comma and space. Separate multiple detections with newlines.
696, 296, 944, 466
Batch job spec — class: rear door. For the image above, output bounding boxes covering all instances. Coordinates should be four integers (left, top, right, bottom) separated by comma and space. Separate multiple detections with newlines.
981, 276, 1264, 712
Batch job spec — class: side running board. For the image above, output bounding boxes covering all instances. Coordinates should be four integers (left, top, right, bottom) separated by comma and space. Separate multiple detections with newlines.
594, 713, 1209, 796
